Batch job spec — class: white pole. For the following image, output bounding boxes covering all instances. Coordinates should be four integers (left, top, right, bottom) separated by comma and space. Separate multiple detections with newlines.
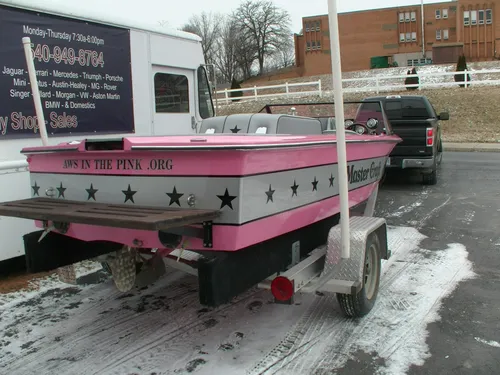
421, 0, 425, 58
22, 37, 48, 146
327, 0, 350, 259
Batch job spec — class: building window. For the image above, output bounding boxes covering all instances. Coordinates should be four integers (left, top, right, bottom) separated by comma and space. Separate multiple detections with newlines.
435, 9, 441, 19
443, 9, 448, 19
317, 40, 321, 49
305, 23, 310, 32
306, 41, 311, 50
443, 29, 449, 40
486, 9, 492, 24
400, 32, 405, 42
154, 72, 189, 113
399, 12, 404, 22
406, 32, 411, 42
311, 41, 316, 50
412, 31, 417, 41
471, 10, 477, 25
436, 29, 441, 40
316, 21, 320, 31
405, 12, 410, 22
464, 11, 470, 25
478, 10, 484, 24
411, 11, 416, 21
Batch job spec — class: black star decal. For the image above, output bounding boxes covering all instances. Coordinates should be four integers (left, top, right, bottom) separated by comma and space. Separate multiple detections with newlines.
329, 173, 335, 187
265, 184, 275, 203
230, 125, 241, 133
86, 183, 98, 201
312, 177, 319, 191
291, 180, 299, 197
122, 184, 137, 203
217, 188, 237, 210
32, 181, 40, 196
166, 186, 184, 207
57, 182, 67, 198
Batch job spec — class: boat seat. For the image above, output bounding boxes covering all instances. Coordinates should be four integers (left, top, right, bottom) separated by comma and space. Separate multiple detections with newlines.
199, 115, 227, 134
222, 114, 253, 133
276, 115, 323, 135
318, 117, 329, 131
318, 117, 336, 132
248, 113, 323, 135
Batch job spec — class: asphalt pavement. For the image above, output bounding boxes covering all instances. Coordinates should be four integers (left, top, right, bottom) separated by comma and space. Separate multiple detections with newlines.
372, 151, 500, 375
0, 151, 499, 375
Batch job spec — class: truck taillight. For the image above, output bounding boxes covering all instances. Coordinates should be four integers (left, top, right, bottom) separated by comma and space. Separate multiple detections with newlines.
426, 128, 434, 146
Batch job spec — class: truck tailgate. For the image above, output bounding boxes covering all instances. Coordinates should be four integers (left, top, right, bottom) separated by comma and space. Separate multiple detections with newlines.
389, 120, 433, 157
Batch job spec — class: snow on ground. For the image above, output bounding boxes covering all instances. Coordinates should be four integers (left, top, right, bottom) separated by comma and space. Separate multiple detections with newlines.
0, 226, 475, 375
216, 61, 500, 105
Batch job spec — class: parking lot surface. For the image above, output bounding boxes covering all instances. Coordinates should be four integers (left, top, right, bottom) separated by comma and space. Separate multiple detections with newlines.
0, 152, 498, 375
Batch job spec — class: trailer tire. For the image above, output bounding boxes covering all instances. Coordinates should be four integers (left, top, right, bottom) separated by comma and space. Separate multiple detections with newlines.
336, 232, 381, 318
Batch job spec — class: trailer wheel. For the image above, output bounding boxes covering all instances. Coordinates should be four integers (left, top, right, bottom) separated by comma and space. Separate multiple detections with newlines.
336, 232, 381, 318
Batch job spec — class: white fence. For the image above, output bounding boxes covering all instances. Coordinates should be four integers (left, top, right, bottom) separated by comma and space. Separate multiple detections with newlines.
215, 68, 500, 104
215, 80, 322, 104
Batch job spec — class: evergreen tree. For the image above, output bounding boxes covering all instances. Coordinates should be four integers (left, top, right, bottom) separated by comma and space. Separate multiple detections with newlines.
405, 67, 419, 90
229, 77, 244, 102
411, 67, 419, 89
454, 54, 471, 88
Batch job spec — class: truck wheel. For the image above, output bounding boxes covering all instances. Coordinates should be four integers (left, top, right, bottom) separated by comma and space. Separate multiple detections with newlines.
422, 170, 437, 185
422, 156, 438, 185
336, 232, 381, 318
436, 139, 443, 165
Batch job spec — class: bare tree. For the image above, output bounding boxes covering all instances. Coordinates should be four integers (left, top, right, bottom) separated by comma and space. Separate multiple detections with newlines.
213, 17, 240, 83
274, 34, 296, 69
181, 12, 223, 65
234, 31, 259, 80
233, 0, 292, 75
213, 16, 259, 83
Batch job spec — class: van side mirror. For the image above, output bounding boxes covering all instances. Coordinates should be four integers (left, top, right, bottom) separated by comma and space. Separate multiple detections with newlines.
438, 111, 449, 121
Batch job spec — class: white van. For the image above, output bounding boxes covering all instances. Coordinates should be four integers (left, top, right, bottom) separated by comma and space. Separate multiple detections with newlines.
0, 0, 215, 262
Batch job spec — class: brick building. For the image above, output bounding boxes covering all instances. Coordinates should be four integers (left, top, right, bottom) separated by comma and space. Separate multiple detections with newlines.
294, 0, 499, 75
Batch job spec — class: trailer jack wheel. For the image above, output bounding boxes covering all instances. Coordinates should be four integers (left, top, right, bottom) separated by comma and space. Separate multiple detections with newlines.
104, 246, 139, 292
336, 232, 381, 318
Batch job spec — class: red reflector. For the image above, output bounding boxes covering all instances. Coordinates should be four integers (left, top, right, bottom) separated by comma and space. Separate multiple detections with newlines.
427, 138, 433, 145
271, 276, 294, 301
427, 129, 433, 137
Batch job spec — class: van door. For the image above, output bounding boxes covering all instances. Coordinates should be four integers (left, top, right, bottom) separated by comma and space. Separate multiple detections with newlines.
152, 65, 196, 135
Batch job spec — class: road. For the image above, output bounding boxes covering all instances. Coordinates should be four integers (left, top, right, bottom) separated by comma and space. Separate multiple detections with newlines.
377, 152, 500, 375
0, 152, 498, 375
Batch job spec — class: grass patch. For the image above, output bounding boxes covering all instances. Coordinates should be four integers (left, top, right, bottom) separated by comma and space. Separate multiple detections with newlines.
216, 86, 500, 143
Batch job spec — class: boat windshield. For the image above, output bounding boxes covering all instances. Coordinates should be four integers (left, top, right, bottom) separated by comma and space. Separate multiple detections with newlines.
258, 100, 389, 134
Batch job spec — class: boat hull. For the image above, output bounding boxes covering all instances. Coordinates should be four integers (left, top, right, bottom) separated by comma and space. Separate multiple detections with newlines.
20, 134, 399, 252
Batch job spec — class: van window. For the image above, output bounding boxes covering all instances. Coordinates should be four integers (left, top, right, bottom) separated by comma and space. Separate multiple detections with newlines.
154, 73, 189, 113
197, 66, 214, 119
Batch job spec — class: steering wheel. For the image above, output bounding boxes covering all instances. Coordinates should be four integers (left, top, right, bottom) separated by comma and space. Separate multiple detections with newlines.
346, 122, 369, 135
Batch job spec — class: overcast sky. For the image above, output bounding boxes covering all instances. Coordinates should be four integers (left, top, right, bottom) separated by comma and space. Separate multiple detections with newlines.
37, 0, 451, 34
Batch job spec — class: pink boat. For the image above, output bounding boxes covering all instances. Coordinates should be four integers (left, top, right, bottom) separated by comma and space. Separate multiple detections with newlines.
0, 100, 401, 316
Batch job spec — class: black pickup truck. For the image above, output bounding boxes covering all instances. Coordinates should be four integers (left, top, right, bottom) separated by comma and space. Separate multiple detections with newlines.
359, 95, 449, 185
